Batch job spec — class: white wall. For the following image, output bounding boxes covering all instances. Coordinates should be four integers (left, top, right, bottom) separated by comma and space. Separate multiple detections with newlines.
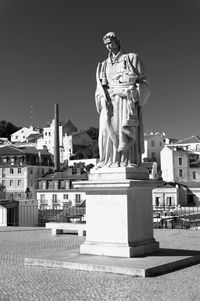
0, 206, 7, 226
11, 127, 39, 143
37, 119, 63, 160
142, 132, 165, 165
160, 147, 174, 181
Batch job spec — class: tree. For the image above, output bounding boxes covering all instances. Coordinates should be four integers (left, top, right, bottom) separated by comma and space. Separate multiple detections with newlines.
86, 127, 99, 141
70, 140, 99, 160
0, 120, 21, 140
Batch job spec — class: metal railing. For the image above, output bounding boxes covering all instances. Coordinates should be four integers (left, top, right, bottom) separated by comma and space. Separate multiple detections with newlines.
153, 206, 200, 229
38, 205, 86, 226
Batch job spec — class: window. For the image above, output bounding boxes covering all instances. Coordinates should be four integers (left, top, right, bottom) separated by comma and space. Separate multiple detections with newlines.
178, 158, 182, 165
151, 140, 155, 147
193, 172, 196, 180
160, 142, 162, 147
166, 197, 172, 206
40, 194, 46, 204
179, 169, 183, 177
30, 169, 33, 174
10, 168, 14, 174
40, 194, 45, 201
2, 180, 5, 187
15, 135, 18, 139
11, 157, 15, 166
17, 180, 21, 186
2, 168, 6, 177
17, 193, 22, 199
63, 194, 68, 200
19, 157, 24, 166
151, 152, 155, 160
155, 197, 160, 207
45, 132, 47, 136
3, 158, 7, 163
52, 194, 57, 204
10, 180, 13, 186
75, 194, 81, 205
18, 168, 21, 174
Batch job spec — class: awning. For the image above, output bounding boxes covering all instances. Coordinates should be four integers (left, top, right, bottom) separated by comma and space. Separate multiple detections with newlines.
0, 200, 19, 209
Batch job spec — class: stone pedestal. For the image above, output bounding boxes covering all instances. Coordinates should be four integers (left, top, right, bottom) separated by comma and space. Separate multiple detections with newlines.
73, 167, 159, 258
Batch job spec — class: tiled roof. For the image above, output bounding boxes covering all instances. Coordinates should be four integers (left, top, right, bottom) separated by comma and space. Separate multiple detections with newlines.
0, 145, 50, 156
39, 170, 88, 181
26, 133, 42, 139
176, 135, 200, 144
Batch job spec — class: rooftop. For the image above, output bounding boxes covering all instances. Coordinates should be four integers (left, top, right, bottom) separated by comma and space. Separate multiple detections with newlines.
39, 169, 88, 181
0, 145, 51, 156
176, 135, 200, 144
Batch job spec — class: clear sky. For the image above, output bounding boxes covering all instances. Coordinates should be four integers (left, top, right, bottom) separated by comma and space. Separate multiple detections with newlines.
0, 0, 200, 140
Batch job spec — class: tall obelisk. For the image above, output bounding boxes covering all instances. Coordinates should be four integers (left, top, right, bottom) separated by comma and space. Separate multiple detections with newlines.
54, 103, 60, 171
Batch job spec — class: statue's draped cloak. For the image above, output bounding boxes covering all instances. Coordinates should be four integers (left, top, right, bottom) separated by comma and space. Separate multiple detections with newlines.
95, 51, 150, 167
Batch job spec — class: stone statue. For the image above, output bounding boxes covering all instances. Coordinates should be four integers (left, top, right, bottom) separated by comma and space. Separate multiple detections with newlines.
94, 32, 150, 169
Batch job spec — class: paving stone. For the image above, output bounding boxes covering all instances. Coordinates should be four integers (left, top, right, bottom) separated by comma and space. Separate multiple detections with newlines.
0, 228, 200, 300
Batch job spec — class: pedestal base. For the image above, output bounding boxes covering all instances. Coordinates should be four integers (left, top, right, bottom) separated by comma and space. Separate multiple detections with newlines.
80, 239, 159, 258
74, 167, 160, 258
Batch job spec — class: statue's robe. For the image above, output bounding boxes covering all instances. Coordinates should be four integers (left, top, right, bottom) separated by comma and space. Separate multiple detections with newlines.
95, 51, 150, 168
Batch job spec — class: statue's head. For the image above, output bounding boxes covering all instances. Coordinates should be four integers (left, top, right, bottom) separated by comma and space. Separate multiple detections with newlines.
103, 32, 121, 50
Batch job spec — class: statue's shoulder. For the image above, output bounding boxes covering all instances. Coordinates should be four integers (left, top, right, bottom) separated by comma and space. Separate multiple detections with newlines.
126, 52, 138, 61
98, 59, 107, 70
100, 58, 107, 65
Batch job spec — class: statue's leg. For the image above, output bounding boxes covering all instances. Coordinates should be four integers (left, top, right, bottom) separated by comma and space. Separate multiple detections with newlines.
94, 112, 107, 169
110, 147, 120, 168
128, 144, 138, 167
120, 150, 128, 167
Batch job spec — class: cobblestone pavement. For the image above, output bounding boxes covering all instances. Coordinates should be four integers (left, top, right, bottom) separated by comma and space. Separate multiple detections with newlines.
0, 227, 200, 301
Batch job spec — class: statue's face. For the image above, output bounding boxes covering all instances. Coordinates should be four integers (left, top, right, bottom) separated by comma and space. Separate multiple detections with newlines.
105, 40, 119, 54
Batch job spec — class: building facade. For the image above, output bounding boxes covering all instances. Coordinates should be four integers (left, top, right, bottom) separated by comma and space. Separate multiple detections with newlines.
142, 132, 166, 167
36, 167, 87, 209
11, 126, 40, 143
0, 146, 53, 200
161, 145, 200, 183
152, 182, 188, 210
37, 119, 80, 162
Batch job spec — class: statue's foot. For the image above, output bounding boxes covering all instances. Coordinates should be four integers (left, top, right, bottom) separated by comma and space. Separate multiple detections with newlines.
120, 162, 128, 167
93, 162, 104, 170
110, 162, 119, 168
128, 163, 138, 168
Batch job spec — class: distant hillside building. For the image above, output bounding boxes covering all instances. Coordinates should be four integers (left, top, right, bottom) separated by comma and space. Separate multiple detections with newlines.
152, 182, 188, 209
161, 145, 200, 183
37, 119, 93, 163
142, 132, 166, 167
0, 138, 10, 145
141, 161, 158, 179
63, 131, 94, 161
11, 126, 40, 143
168, 135, 200, 153
0, 145, 53, 200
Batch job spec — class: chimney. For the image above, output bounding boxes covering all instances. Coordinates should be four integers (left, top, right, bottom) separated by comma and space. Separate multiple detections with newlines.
54, 103, 60, 171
